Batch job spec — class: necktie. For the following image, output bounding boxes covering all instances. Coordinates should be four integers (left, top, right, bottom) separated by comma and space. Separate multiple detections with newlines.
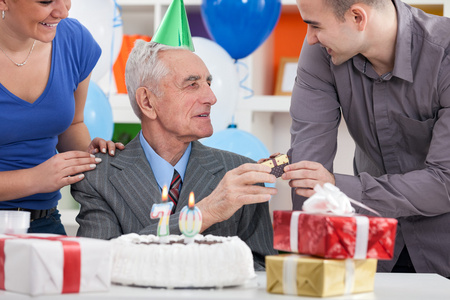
168, 170, 181, 214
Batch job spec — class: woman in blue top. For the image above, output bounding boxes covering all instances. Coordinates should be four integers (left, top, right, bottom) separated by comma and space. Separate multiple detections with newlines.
0, 0, 124, 234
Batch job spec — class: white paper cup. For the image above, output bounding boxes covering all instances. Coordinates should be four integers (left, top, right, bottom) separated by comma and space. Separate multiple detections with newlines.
0, 211, 30, 234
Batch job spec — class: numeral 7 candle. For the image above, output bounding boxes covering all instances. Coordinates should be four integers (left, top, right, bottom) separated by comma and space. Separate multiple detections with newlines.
150, 185, 173, 244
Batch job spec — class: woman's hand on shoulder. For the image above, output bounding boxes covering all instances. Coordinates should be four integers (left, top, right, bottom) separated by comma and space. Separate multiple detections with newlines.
87, 137, 125, 156
33, 151, 103, 194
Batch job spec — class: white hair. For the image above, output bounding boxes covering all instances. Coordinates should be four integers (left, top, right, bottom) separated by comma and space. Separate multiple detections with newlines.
124, 40, 184, 119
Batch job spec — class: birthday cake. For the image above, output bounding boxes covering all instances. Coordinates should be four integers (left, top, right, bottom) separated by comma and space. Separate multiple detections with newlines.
110, 233, 256, 288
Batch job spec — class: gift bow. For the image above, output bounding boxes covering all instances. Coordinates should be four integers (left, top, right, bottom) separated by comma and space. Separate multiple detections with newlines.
302, 183, 380, 216
302, 183, 355, 215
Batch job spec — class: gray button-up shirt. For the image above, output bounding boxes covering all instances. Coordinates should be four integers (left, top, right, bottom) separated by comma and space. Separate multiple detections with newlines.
288, 0, 450, 276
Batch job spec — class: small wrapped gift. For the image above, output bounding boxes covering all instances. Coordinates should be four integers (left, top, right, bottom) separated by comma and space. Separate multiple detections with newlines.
273, 184, 397, 259
266, 254, 377, 297
0, 234, 112, 296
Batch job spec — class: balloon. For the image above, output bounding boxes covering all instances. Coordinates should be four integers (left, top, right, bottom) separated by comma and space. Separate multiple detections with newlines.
192, 37, 240, 132
201, 127, 270, 162
201, 0, 282, 60
69, 0, 123, 83
84, 82, 114, 140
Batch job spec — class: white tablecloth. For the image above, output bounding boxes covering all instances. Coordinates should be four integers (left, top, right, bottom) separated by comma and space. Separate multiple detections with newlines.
1, 271, 449, 299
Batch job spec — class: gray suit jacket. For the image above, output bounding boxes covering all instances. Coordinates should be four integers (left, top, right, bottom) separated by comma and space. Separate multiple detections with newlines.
72, 137, 277, 270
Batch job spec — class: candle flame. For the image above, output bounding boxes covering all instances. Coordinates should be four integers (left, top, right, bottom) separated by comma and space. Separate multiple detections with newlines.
188, 192, 195, 208
162, 185, 168, 202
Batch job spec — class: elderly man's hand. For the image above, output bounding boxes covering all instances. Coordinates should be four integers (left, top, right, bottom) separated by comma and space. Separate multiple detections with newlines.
281, 160, 335, 198
87, 137, 125, 156
196, 163, 277, 232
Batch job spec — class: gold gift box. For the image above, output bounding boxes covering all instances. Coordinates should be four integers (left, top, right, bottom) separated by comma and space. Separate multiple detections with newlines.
266, 254, 377, 297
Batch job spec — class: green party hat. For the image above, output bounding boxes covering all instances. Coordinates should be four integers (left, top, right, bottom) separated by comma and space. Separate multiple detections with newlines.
152, 0, 194, 51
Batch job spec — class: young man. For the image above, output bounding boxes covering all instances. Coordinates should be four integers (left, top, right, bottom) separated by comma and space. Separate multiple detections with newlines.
284, 0, 450, 277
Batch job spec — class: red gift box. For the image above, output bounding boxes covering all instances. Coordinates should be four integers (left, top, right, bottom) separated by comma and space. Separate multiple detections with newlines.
273, 211, 397, 259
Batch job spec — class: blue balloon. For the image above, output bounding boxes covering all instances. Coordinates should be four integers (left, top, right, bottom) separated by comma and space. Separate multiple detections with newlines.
201, 127, 275, 188
201, 127, 270, 162
201, 0, 282, 60
84, 82, 114, 140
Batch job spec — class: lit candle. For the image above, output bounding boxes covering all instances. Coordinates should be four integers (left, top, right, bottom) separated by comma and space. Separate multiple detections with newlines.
150, 185, 173, 243
179, 192, 202, 244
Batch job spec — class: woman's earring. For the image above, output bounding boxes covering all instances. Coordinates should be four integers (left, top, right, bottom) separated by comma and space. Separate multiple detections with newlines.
2, 11, 5, 20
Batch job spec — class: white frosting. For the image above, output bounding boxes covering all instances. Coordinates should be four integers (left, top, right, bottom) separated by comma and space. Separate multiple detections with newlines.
111, 233, 256, 288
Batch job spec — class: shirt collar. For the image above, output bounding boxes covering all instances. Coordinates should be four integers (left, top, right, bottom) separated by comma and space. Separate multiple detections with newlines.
352, 0, 413, 82
139, 131, 191, 191
391, 0, 413, 82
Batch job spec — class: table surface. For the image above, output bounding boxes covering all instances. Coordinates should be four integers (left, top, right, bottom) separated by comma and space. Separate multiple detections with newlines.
2, 272, 449, 299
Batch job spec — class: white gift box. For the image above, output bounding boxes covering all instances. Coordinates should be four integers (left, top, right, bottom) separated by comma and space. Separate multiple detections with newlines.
0, 234, 111, 296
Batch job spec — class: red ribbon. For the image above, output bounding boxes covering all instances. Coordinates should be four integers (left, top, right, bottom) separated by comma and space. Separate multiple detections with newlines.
0, 239, 5, 291
0, 235, 81, 293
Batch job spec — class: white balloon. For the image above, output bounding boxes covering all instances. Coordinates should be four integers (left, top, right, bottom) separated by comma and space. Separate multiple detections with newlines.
69, 0, 123, 83
192, 37, 240, 132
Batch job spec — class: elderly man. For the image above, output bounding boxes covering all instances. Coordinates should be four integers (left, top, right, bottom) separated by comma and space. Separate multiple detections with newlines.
284, 0, 450, 277
71, 40, 278, 270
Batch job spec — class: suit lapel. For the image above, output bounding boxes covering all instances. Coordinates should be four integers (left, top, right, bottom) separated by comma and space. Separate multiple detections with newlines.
177, 141, 224, 209
107, 139, 225, 219
108, 137, 161, 227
